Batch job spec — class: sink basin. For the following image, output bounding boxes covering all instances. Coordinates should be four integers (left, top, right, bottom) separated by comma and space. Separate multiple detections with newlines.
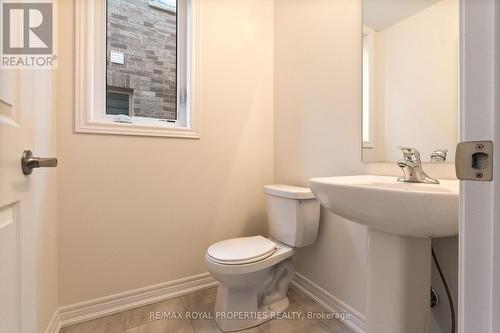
309, 175, 459, 238
309, 175, 459, 332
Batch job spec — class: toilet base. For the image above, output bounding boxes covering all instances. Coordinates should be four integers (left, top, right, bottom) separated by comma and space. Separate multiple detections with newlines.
214, 293, 290, 332
213, 258, 294, 332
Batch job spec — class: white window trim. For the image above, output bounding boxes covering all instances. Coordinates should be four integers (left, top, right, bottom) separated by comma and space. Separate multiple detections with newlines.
362, 25, 375, 149
75, 0, 200, 139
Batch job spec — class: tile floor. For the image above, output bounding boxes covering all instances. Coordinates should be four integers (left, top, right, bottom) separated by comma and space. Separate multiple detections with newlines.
60, 285, 354, 333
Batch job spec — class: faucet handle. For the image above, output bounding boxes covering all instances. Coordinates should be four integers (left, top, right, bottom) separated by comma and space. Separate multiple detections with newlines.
398, 146, 417, 152
430, 149, 448, 162
398, 146, 421, 162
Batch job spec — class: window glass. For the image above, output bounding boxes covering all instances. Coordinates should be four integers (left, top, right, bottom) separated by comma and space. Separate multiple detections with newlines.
106, 0, 178, 121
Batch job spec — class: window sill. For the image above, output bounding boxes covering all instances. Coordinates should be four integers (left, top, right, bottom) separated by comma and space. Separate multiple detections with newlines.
75, 119, 200, 139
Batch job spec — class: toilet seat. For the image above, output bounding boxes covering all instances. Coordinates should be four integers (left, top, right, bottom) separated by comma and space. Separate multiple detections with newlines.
206, 238, 294, 275
207, 236, 277, 265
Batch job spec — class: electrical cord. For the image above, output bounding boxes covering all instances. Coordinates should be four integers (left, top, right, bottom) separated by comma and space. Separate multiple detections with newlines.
432, 246, 456, 333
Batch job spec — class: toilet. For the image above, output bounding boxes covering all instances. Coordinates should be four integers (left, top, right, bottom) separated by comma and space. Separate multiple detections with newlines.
205, 185, 320, 332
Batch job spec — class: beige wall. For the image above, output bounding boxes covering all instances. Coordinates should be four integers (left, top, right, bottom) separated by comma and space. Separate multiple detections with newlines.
57, 0, 274, 305
56, 0, 459, 321
273, 0, 457, 317
274, 0, 368, 314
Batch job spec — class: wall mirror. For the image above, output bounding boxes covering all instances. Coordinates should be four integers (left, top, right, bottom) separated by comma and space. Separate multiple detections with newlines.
362, 0, 459, 163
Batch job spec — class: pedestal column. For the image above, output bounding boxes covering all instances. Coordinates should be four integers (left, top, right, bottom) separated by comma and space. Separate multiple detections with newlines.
366, 228, 432, 333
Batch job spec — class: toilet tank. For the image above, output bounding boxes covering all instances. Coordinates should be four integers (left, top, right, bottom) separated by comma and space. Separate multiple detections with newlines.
264, 185, 320, 247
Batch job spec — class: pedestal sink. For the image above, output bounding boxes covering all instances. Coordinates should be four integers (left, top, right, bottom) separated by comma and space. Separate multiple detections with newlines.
309, 175, 459, 333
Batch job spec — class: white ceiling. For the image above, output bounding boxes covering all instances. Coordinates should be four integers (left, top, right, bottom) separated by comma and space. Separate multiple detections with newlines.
363, 0, 442, 31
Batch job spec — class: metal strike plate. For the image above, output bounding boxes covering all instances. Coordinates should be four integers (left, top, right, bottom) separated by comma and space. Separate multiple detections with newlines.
455, 141, 493, 181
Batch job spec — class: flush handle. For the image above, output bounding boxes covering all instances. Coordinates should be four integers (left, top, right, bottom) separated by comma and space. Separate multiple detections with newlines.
455, 141, 493, 181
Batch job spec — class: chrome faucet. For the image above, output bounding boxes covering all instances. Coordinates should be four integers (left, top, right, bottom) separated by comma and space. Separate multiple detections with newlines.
397, 147, 440, 184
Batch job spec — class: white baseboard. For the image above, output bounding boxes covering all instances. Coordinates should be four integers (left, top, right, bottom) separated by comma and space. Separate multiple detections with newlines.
44, 310, 61, 333
291, 272, 367, 333
46, 271, 366, 333
57, 272, 217, 330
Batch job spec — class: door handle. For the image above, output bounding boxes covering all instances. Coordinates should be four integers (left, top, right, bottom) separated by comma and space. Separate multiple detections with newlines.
21, 150, 58, 175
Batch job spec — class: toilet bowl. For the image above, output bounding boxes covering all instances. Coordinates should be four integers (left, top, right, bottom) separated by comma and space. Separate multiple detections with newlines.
206, 237, 295, 332
205, 185, 320, 332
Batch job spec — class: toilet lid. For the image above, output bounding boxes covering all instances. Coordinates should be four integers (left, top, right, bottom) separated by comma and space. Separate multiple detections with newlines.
207, 236, 277, 265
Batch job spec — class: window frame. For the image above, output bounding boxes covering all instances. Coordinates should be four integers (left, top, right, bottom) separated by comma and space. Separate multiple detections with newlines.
75, 0, 200, 139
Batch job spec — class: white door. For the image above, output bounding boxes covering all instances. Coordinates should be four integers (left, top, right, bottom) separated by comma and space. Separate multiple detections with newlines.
0, 68, 56, 331
460, 0, 499, 333
0, 68, 25, 333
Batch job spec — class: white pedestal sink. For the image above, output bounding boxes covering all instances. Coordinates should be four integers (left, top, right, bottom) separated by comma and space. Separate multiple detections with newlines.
309, 175, 459, 333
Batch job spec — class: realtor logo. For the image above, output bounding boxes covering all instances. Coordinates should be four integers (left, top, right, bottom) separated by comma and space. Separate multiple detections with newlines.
1, 1, 56, 68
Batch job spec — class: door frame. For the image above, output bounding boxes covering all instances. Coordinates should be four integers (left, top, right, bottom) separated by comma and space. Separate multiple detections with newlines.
459, 0, 499, 332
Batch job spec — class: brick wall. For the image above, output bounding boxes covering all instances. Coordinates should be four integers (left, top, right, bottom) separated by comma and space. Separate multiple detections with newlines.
107, 0, 177, 120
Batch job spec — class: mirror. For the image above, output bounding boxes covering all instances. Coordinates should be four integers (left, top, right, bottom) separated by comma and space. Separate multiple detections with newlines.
362, 0, 459, 163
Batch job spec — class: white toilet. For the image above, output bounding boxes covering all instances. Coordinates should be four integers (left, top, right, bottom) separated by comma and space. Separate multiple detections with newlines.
205, 185, 320, 332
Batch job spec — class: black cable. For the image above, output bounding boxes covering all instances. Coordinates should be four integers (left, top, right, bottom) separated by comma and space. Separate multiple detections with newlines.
432, 246, 456, 333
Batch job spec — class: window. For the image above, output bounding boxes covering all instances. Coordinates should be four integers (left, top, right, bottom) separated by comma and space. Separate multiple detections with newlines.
362, 26, 374, 148
75, 0, 199, 138
106, 90, 132, 116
